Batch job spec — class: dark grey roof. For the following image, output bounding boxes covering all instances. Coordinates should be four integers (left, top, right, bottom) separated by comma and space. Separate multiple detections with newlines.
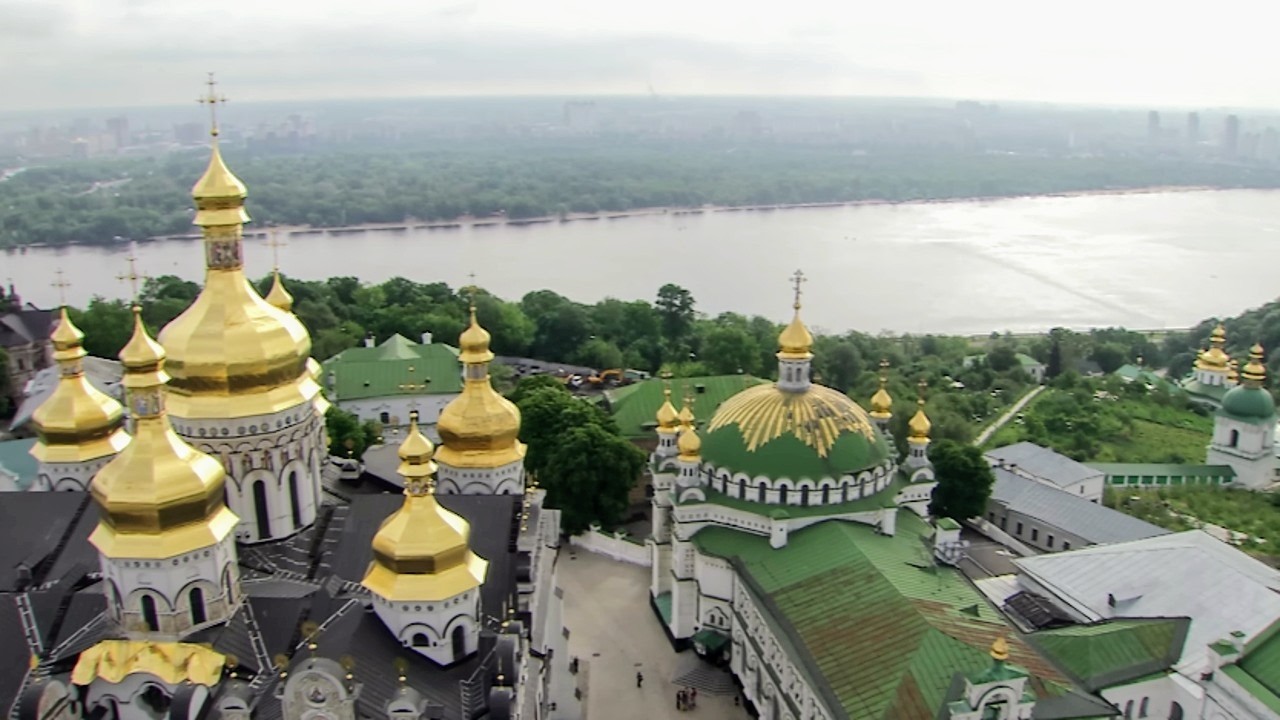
985, 442, 1103, 488
0, 493, 97, 591
1031, 688, 1120, 719
991, 469, 1168, 545
9, 356, 122, 432
0, 597, 30, 713
0, 309, 53, 349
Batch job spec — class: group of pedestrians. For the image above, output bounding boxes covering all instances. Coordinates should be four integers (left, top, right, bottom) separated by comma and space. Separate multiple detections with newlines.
676, 687, 698, 711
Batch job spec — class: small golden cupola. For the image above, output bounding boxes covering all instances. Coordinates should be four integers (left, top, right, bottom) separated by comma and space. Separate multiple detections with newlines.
1196, 323, 1231, 372
157, 79, 320, 420
656, 385, 680, 432
908, 379, 932, 445
677, 395, 701, 461
777, 286, 815, 362
30, 308, 130, 468
89, 308, 238, 559
870, 358, 894, 421
362, 412, 488, 602
264, 269, 294, 313
435, 301, 526, 471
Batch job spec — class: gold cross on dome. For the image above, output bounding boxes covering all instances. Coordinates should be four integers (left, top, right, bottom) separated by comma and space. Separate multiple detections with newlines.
267, 228, 287, 271
465, 271, 478, 308
790, 269, 806, 309
50, 268, 70, 307
116, 244, 148, 304
197, 72, 227, 138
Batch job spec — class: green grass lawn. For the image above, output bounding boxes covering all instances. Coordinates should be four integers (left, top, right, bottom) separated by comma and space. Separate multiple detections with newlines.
1104, 486, 1280, 560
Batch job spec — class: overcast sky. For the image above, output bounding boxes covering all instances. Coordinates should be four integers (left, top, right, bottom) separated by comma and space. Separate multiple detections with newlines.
3, 0, 1276, 112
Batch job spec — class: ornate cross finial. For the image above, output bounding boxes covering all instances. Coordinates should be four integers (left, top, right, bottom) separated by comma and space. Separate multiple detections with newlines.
790, 269, 806, 310
116, 243, 148, 305
266, 228, 287, 272
51, 268, 70, 307
466, 272, 478, 310
917, 377, 928, 401
197, 72, 227, 138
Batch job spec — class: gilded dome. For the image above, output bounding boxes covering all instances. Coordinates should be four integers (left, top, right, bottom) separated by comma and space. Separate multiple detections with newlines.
702, 383, 890, 482
362, 415, 488, 602
159, 143, 319, 419
677, 403, 701, 459
89, 309, 237, 559
777, 305, 814, 360
908, 401, 932, 443
435, 309, 525, 469
30, 308, 129, 463
656, 387, 680, 431
265, 271, 294, 312
1221, 344, 1275, 421
870, 360, 893, 419
1196, 323, 1231, 371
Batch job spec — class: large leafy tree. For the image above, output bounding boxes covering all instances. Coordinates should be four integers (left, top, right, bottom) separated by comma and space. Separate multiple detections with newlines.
699, 325, 760, 375
325, 406, 379, 459
927, 440, 996, 522
71, 298, 135, 359
655, 283, 696, 347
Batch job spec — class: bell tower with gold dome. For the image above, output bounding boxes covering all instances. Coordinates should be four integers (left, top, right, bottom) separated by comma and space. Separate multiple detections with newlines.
906, 379, 933, 469
158, 77, 327, 544
29, 306, 130, 491
89, 307, 241, 638
776, 270, 815, 393
869, 358, 894, 436
363, 411, 489, 665
433, 290, 526, 495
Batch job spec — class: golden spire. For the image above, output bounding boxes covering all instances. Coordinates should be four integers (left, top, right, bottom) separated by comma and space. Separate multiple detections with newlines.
1242, 344, 1267, 387
777, 269, 814, 360
990, 636, 1010, 662
159, 75, 319, 420
1229, 358, 1240, 384
264, 230, 294, 312
907, 378, 931, 444
435, 284, 525, 470
30, 306, 130, 464
870, 358, 893, 419
362, 412, 488, 601
89, 307, 238, 559
676, 392, 701, 460
1196, 323, 1231, 371
655, 382, 680, 432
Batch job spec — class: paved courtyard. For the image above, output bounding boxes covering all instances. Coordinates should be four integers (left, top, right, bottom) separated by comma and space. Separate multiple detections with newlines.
558, 549, 751, 720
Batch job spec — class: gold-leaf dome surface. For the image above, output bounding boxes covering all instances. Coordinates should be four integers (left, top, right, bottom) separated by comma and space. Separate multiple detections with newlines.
265, 271, 294, 312
1196, 323, 1231, 371
435, 309, 525, 469
908, 403, 932, 443
777, 308, 814, 360
458, 308, 494, 364
30, 309, 129, 463
656, 387, 680, 431
870, 386, 893, 418
677, 424, 702, 458
191, 144, 248, 226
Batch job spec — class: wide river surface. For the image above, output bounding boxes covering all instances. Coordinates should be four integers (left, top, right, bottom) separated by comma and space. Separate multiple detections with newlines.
5, 189, 1278, 335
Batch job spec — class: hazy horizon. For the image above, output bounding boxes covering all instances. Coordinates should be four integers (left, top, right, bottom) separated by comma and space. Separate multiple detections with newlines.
5, 0, 1280, 114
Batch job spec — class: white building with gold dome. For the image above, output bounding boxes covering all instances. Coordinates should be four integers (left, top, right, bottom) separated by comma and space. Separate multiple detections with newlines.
1181, 323, 1239, 409
28, 308, 130, 491
157, 123, 329, 544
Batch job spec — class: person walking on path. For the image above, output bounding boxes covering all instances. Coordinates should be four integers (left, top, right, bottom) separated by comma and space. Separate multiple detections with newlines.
636, 671, 644, 689
690, 687, 697, 708
677, 690, 685, 710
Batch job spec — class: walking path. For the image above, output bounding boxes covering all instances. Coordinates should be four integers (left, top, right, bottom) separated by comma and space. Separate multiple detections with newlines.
973, 385, 1046, 447
558, 549, 749, 720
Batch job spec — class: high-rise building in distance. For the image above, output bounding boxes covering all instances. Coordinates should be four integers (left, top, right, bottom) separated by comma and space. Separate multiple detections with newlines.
1224, 114, 1241, 158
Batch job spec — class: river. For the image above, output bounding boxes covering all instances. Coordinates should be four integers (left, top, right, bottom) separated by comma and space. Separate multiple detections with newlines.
4, 189, 1278, 336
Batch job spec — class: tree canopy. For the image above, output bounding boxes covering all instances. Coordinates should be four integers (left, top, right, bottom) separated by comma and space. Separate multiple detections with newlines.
927, 440, 996, 522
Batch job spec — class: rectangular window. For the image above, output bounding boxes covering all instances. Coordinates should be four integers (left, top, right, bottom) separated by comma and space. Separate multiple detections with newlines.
1015, 522, 1023, 536
1047, 535, 1054, 548
1031, 528, 1039, 542
988, 512, 995, 521
1062, 542, 1071, 550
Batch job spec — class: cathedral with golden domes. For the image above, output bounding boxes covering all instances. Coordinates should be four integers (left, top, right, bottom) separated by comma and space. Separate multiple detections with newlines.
7, 82, 566, 720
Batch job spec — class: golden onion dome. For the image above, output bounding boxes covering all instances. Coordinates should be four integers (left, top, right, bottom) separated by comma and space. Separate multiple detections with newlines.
908, 401, 932, 443
777, 303, 814, 360
435, 309, 524, 469
158, 142, 319, 420
1196, 323, 1231, 371
265, 271, 294, 312
870, 360, 893, 419
362, 414, 488, 602
656, 386, 680, 431
30, 308, 130, 463
677, 408, 701, 460
677, 401, 694, 428
1242, 344, 1268, 385
458, 307, 494, 364
89, 308, 237, 559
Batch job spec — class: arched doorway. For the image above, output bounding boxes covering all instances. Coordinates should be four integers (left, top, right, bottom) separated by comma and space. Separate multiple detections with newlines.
412, 633, 430, 647
1169, 702, 1184, 720
253, 480, 270, 539
141, 595, 159, 632
189, 588, 206, 625
451, 625, 467, 661
288, 471, 302, 529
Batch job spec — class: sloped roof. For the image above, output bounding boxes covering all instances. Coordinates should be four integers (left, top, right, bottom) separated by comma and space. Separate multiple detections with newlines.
1014, 531, 1280, 674
990, 469, 1169, 545
8, 356, 122, 431
985, 442, 1102, 488
0, 438, 38, 490
1028, 618, 1190, 691
1233, 616, 1280, 712
322, 334, 462, 401
1086, 462, 1236, 480
607, 374, 768, 438
694, 513, 1071, 720
0, 308, 53, 349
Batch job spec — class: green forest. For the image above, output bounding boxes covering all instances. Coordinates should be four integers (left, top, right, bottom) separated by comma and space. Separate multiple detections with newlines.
8, 139, 1280, 247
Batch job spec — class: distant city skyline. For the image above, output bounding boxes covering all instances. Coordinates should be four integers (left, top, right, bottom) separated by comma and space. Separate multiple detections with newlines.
4, 0, 1280, 112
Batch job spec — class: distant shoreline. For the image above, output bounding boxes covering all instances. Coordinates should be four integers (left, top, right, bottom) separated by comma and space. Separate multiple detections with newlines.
1, 184, 1230, 249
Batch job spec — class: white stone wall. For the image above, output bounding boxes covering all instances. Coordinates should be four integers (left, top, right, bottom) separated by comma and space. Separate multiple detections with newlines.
436, 458, 524, 496
35, 455, 114, 492
731, 579, 829, 720
1208, 414, 1278, 490
173, 400, 325, 543
370, 587, 481, 666
1099, 674, 1196, 720
336, 393, 457, 430
99, 534, 239, 639
569, 530, 650, 566
701, 459, 898, 507
84, 675, 211, 720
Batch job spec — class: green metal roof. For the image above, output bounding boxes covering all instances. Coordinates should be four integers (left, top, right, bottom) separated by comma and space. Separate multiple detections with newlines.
322, 335, 462, 401
1235, 617, 1280, 712
693, 513, 1069, 720
607, 374, 768, 438
1027, 618, 1190, 692
1220, 385, 1277, 424
1086, 463, 1237, 479
1182, 378, 1228, 402
0, 438, 38, 489
1223, 665, 1280, 714
700, 421, 891, 483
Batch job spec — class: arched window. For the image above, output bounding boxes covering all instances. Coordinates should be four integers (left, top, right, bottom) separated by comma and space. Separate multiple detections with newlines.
841, 482, 849, 502
189, 588, 206, 625
738, 479, 746, 499
412, 633, 430, 647
758, 482, 767, 503
288, 471, 302, 529
1229, 429, 1240, 447
779, 486, 789, 505
1169, 702, 1184, 720
821, 486, 830, 505
141, 595, 159, 632
380, 411, 391, 424
800, 486, 809, 507
1123, 700, 1133, 719
451, 625, 468, 661
1138, 697, 1148, 717
253, 480, 270, 539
